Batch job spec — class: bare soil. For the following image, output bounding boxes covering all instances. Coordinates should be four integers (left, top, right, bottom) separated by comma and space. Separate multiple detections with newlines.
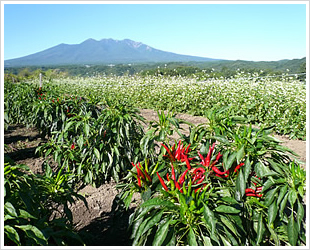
4, 109, 306, 246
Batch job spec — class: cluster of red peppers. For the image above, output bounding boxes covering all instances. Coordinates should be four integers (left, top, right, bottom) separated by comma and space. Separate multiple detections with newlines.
132, 162, 152, 188
155, 141, 262, 198
37, 87, 46, 101
245, 187, 263, 197
36, 87, 79, 118
132, 141, 263, 198
161, 141, 193, 169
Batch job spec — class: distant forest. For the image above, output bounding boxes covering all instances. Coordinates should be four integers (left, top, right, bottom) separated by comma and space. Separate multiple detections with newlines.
4, 57, 306, 81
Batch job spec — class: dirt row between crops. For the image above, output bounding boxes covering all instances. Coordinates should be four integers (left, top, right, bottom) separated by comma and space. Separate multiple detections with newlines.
3, 109, 306, 246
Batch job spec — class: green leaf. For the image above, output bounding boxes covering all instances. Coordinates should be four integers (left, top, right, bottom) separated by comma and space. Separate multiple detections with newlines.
4, 225, 20, 245
220, 234, 231, 246
188, 227, 198, 246
18, 209, 37, 220
254, 161, 270, 177
152, 218, 171, 246
220, 215, 238, 237
264, 186, 279, 207
132, 216, 152, 246
84, 123, 90, 137
142, 210, 164, 235
77, 135, 84, 149
113, 145, 120, 156
235, 167, 245, 200
4, 202, 17, 217
141, 198, 177, 209
236, 146, 244, 163
63, 121, 73, 132
279, 193, 289, 219
266, 224, 280, 246
225, 152, 237, 171
256, 213, 265, 245
296, 199, 304, 231
202, 235, 213, 246
268, 200, 277, 226
214, 205, 240, 214
277, 184, 288, 206
16, 225, 47, 245
209, 135, 230, 144
203, 203, 216, 236
262, 177, 276, 192
287, 213, 298, 246
243, 156, 251, 183
288, 189, 297, 207
93, 147, 100, 161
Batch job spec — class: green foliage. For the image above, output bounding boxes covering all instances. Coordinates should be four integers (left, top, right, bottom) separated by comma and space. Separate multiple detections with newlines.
116, 107, 306, 246
30, 72, 306, 140
4, 73, 306, 246
4, 57, 306, 78
36, 99, 145, 187
4, 161, 86, 246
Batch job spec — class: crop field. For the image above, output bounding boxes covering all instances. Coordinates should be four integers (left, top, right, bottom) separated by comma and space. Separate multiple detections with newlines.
4, 72, 306, 246
46, 73, 306, 139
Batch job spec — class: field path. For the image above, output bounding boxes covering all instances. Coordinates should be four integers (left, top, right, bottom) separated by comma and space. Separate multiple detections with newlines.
139, 109, 306, 165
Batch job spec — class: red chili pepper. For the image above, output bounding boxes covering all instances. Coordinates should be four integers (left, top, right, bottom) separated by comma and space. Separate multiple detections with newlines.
52, 99, 55, 103
193, 167, 206, 184
161, 143, 175, 162
206, 143, 216, 167
246, 193, 262, 197
245, 188, 255, 193
157, 172, 168, 191
171, 163, 176, 180
137, 163, 145, 180
234, 163, 245, 173
137, 175, 142, 187
144, 169, 152, 183
216, 152, 222, 161
174, 141, 182, 160
185, 157, 191, 169
178, 169, 188, 185
215, 173, 228, 178
198, 151, 206, 166
196, 175, 205, 184
166, 173, 170, 182
175, 180, 183, 193
212, 166, 228, 175
71, 143, 75, 150
39, 97, 41, 100
185, 143, 191, 154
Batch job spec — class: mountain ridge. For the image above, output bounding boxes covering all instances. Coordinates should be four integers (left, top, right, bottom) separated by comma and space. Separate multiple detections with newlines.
4, 38, 219, 66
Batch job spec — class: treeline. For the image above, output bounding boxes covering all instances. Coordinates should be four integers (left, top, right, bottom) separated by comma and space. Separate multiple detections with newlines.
4, 57, 306, 81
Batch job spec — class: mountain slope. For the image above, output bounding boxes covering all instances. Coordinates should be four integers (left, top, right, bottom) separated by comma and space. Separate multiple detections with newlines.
4, 38, 218, 66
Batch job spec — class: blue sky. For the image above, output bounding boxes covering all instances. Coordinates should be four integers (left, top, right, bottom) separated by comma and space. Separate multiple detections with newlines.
3, 2, 307, 61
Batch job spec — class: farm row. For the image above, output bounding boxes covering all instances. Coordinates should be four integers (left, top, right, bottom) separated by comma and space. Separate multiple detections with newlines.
3, 74, 306, 246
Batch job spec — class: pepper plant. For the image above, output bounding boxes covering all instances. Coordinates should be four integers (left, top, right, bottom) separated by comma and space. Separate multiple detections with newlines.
116, 109, 305, 246
4, 160, 86, 246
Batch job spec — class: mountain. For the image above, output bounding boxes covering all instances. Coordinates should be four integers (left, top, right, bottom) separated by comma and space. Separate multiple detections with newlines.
4, 38, 219, 66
